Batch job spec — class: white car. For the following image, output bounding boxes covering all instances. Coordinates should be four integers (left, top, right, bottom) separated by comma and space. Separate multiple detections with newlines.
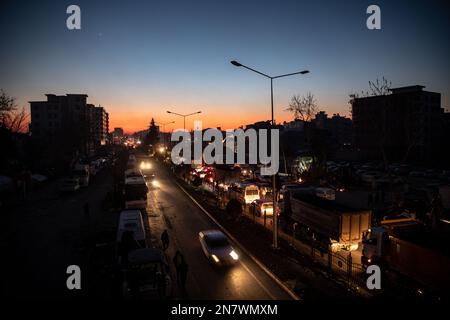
198, 230, 239, 265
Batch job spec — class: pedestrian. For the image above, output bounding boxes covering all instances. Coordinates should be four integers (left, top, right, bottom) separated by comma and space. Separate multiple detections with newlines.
83, 202, 90, 218
173, 250, 183, 285
161, 229, 169, 250
173, 250, 189, 290
179, 257, 189, 290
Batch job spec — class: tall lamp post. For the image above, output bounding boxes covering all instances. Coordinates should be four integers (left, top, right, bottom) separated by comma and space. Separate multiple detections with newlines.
166, 110, 202, 132
155, 121, 175, 146
231, 60, 309, 249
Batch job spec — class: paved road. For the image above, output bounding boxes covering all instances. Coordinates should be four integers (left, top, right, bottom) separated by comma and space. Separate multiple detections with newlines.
140, 155, 293, 300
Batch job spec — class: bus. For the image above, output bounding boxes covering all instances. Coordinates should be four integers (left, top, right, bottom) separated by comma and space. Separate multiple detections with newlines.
124, 176, 148, 209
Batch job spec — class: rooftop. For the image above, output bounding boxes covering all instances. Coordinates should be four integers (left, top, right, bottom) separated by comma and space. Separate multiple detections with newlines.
291, 189, 366, 213
389, 85, 425, 94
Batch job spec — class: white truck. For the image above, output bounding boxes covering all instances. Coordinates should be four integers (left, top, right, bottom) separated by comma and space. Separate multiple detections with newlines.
290, 190, 371, 251
124, 176, 148, 209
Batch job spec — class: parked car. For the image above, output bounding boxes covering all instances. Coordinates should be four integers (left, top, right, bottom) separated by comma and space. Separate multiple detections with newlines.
199, 230, 239, 266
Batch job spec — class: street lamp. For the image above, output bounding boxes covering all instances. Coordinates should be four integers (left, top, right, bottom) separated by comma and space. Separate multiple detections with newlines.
155, 121, 175, 146
231, 60, 309, 249
166, 110, 202, 131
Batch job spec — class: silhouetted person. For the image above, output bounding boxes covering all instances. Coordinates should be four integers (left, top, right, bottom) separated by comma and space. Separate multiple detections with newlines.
173, 251, 188, 290
179, 258, 189, 290
161, 229, 169, 250
173, 250, 184, 286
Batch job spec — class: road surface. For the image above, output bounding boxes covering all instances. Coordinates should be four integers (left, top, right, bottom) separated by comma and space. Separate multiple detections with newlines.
140, 155, 293, 300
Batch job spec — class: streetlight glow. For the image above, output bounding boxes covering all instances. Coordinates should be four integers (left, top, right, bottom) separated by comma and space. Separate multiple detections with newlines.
166, 109, 203, 131
231, 59, 309, 250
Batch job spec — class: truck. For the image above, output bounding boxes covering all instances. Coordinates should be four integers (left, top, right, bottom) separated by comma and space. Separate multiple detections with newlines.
361, 219, 450, 294
289, 190, 371, 251
124, 176, 148, 209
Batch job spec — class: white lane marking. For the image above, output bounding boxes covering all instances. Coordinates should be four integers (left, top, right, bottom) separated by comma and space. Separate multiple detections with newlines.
239, 260, 277, 300
175, 181, 299, 300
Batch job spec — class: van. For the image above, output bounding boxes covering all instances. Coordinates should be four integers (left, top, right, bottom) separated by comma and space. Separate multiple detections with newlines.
117, 210, 146, 248
243, 185, 260, 204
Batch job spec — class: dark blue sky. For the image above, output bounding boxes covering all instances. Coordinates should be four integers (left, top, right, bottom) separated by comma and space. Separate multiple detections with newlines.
1, 0, 449, 131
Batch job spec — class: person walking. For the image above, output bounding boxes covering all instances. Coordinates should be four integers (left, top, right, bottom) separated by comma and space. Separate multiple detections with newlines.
179, 257, 189, 290
173, 250, 183, 286
161, 229, 170, 250
173, 250, 188, 290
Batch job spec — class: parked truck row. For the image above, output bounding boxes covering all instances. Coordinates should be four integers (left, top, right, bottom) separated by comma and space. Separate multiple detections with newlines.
284, 187, 371, 251
361, 218, 450, 296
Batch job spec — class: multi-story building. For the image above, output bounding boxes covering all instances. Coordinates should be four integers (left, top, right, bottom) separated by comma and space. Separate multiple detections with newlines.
112, 127, 124, 144
29, 94, 108, 157
93, 105, 109, 146
351, 85, 444, 163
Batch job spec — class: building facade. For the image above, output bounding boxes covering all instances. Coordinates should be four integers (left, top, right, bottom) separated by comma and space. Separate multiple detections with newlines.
93, 105, 109, 146
29, 94, 108, 157
351, 85, 444, 163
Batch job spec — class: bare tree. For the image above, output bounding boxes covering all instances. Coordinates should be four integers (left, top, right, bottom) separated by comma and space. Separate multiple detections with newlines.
0, 90, 29, 133
0, 89, 17, 128
7, 108, 29, 133
368, 76, 392, 96
285, 92, 317, 122
349, 77, 391, 101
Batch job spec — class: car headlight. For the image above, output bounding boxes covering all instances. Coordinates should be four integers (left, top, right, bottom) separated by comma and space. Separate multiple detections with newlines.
212, 254, 220, 263
229, 250, 239, 260
152, 180, 159, 187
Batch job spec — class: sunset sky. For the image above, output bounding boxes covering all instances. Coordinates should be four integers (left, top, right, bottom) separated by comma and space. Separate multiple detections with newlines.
1, 0, 449, 133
